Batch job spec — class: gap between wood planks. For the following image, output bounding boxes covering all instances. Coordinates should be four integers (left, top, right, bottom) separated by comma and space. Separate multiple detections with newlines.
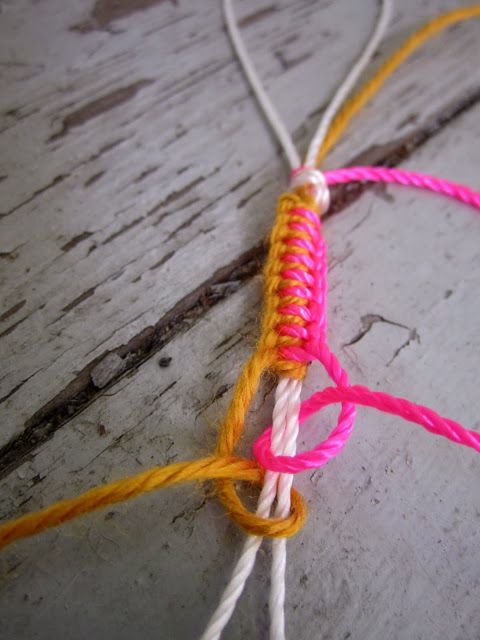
0, 86, 479, 480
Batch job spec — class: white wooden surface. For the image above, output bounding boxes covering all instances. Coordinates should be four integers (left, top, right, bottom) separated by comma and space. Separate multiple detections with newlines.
0, 1, 479, 639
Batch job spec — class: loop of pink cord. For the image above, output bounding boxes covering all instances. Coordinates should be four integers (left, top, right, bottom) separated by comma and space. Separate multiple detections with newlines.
253, 166, 480, 474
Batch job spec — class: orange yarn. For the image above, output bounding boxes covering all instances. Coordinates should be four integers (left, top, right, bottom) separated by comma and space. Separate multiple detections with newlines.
316, 4, 480, 164
0, 456, 305, 549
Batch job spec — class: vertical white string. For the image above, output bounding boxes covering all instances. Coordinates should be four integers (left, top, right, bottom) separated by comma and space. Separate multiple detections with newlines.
224, 0, 391, 169
304, 0, 392, 166
223, 0, 300, 169
267, 380, 302, 640
201, 379, 301, 640
201, 1, 393, 638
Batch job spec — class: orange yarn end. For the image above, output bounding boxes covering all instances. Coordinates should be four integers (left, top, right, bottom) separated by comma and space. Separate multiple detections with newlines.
0, 455, 305, 549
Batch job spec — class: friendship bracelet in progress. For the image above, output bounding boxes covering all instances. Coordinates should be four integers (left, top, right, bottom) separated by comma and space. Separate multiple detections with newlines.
2, 3, 480, 639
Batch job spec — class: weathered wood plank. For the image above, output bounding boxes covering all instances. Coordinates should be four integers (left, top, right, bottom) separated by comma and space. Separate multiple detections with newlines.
1, 0, 480, 455
1, 95, 479, 639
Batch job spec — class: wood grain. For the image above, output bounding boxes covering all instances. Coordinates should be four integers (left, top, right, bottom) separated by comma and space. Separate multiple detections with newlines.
0, 1, 479, 639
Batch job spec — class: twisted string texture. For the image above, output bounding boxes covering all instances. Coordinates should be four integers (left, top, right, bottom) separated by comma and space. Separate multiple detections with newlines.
201, 379, 301, 640
223, 0, 300, 168
268, 380, 302, 640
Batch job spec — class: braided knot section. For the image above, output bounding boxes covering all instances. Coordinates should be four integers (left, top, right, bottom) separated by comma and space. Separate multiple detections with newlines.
258, 170, 330, 378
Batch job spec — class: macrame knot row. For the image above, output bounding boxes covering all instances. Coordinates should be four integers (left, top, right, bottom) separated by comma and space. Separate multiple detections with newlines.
211, 179, 332, 538
257, 168, 330, 379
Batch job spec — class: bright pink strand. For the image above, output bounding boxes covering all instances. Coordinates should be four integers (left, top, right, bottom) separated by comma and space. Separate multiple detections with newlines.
253, 165, 480, 474
324, 166, 480, 210
254, 382, 480, 474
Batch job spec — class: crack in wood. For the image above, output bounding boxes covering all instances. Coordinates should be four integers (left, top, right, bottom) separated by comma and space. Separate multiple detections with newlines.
0, 369, 42, 406
101, 215, 145, 245
0, 314, 29, 339
146, 176, 206, 216
275, 50, 312, 72
0, 246, 22, 260
164, 210, 202, 242
84, 171, 106, 188
209, 335, 244, 364
0, 106, 41, 136
86, 137, 129, 164
2, 86, 480, 477
151, 197, 201, 228
195, 383, 234, 419
0, 300, 26, 323
344, 313, 412, 347
49, 80, 154, 141
238, 6, 276, 28
61, 286, 96, 314
170, 496, 209, 526
386, 328, 420, 367
0, 244, 264, 478
61, 231, 93, 252
0, 174, 68, 219
237, 186, 263, 209
343, 313, 420, 366
229, 175, 252, 192
149, 250, 175, 271
133, 165, 160, 183
71, 0, 177, 34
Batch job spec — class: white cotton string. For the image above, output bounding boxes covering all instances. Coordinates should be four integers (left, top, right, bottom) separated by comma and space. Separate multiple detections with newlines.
200, 378, 301, 640
223, 0, 301, 168
268, 379, 302, 640
224, 0, 391, 169
202, 2, 393, 639
304, 0, 392, 166
199, 480, 272, 640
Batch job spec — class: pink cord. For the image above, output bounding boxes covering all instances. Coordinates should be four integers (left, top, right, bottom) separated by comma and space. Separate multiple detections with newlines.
255, 380, 480, 474
324, 166, 480, 210
254, 166, 480, 473
277, 207, 328, 346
